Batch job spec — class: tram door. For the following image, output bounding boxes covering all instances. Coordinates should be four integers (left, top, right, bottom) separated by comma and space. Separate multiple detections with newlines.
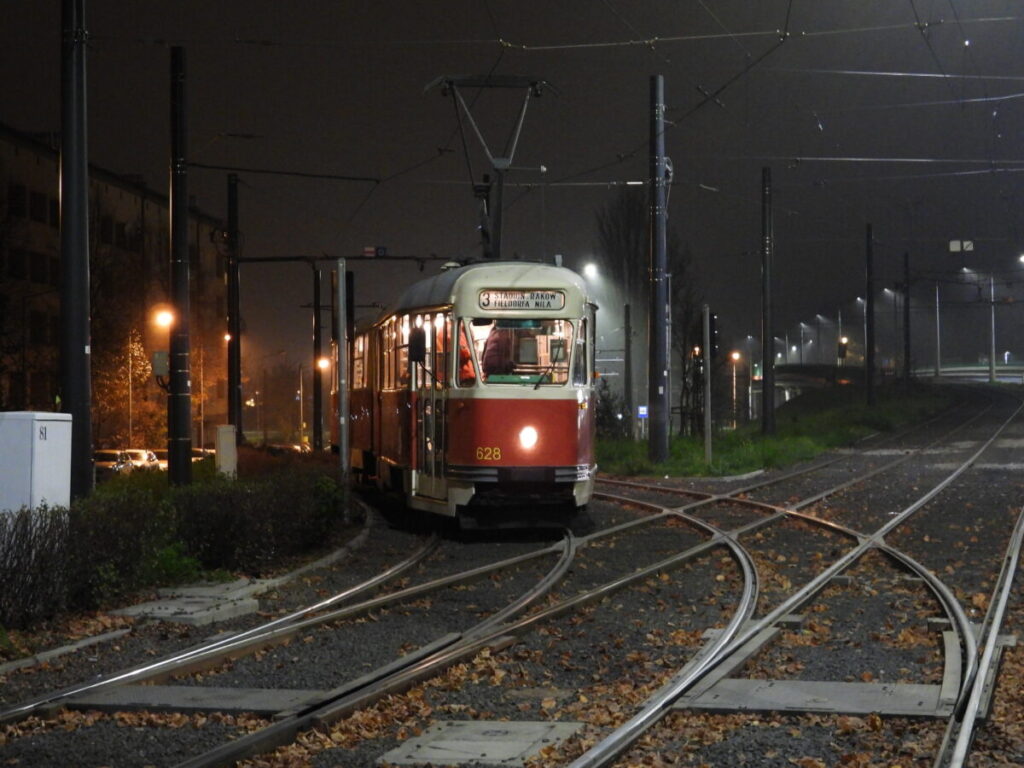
413, 312, 449, 499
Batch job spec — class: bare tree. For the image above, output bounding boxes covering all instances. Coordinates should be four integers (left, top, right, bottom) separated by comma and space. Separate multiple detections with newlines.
668, 236, 704, 435
595, 186, 704, 437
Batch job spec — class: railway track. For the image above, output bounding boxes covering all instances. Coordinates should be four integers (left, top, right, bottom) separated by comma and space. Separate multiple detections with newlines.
2, 388, 1022, 767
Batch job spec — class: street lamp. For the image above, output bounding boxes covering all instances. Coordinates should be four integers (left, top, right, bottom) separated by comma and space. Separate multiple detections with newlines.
730, 351, 741, 424
154, 308, 174, 330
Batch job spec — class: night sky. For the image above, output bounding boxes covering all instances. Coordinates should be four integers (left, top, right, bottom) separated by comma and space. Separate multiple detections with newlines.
4, 1, 1024, 370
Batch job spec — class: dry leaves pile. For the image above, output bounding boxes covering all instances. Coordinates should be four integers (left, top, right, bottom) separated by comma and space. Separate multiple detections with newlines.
0, 708, 267, 748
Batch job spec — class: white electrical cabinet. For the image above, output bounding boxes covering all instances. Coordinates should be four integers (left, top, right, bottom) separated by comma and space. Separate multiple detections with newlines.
0, 412, 72, 514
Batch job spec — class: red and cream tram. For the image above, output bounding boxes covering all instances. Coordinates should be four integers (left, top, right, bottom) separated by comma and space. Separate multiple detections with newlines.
346, 261, 597, 521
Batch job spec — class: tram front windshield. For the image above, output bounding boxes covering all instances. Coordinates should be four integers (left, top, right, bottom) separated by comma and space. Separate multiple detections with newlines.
465, 318, 574, 385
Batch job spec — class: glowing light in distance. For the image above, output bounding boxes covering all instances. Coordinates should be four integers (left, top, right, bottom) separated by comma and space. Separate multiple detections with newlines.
154, 309, 174, 328
583, 263, 598, 279
317, 357, 330, 370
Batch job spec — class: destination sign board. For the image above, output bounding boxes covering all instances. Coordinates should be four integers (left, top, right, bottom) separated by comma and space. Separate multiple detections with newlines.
478, 289, 565, 311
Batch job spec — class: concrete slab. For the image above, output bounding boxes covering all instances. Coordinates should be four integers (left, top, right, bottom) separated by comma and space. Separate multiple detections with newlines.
156, 578, 254, 599
112, 595, 259, 626
67, 684, 324, 716
379, 720, 584, 767
675, 679, 951, 717
0, 629, 132, 675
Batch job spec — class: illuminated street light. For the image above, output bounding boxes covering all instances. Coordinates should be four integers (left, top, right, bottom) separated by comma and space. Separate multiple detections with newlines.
583, 263, 598, 279
154, 308, 174, 328
317, 356, 330, 371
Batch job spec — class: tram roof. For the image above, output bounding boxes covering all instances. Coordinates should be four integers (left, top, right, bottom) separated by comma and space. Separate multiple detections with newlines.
378, 260, 591, 321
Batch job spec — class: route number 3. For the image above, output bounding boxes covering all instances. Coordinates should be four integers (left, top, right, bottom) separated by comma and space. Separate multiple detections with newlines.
476, 446, 501, 460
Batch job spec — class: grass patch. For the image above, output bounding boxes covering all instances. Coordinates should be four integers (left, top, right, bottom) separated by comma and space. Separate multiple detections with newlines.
597, 382, 957, 477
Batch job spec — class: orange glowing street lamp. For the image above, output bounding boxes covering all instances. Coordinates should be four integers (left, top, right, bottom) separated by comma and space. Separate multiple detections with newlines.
154, 308, 174, 329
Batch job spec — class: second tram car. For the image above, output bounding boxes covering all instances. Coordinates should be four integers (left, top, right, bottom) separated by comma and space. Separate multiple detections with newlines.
347, 261, 597, 521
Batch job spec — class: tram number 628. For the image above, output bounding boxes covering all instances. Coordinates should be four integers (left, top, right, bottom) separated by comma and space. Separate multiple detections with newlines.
476, 446, 501, 461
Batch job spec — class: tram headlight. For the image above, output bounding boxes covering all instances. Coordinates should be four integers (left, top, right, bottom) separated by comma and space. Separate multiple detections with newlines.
519, 426, 538, 450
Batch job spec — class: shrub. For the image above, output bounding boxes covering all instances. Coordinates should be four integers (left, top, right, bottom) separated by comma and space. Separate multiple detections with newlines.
0, 506, 72, 628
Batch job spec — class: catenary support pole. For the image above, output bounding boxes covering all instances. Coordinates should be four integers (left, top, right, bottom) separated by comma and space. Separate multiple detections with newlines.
702, 304, 712, 464
226, 173, 243, 443
989, 275, 996, 383
312, 264, 323, 450
336, 260, 350, 507
903, 251, 911, 384
168, 46, 192, 485
60, 0, 93, 497
623, 302, 633, 437
760, 167, 775, 434
647, 74, 669, 464
935, 282, 941, 378
865, 223, 876, 406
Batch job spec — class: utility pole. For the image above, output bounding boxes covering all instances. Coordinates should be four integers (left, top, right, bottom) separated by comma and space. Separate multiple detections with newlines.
226, 173, 243, 443
702, 305, 712, 464
760, 167, 775, 434
934, 282, 941, 378
312, 264, 323, 450
60, 0, 93, 497
648, 74, 669, 464
903, 252, 911, 384
168, 46, 192, 485
336, 259, 350, 509
623, 303, 633, 436
865, 224, 876, 406
989, 275, 996, 383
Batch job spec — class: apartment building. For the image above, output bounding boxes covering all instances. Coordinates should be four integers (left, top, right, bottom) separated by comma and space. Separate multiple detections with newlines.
0, 120, 227, 448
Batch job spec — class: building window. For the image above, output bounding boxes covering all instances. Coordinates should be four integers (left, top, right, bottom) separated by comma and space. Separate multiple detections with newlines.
29, 310, 48, 345
99, 215, 113, 245
7, 249, 27, 279
30, 191, 48, 223
7, 183, 27, 217
30, 252, 48, 284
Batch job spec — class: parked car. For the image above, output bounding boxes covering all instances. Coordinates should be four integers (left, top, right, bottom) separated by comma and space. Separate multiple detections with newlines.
93, 449, 132, 481
152, 449, 169, 470
123, 449, 160, 471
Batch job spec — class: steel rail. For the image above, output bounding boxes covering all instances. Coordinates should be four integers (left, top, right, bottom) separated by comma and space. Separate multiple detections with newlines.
939, 504, 1024, 768
0, 533, 442, 725
175, 496, 758, 767
174, 529, 580, 768
1, 491, 678, 726
569, 397, 1021, 768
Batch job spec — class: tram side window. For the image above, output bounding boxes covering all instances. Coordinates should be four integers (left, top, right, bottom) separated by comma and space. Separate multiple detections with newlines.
382, 320, 395, 389
397, 315, 410, 386
572, 318, 588, 385
434, 313, 451, 389
457, 321, 478, 387
352, 336, 366, 389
